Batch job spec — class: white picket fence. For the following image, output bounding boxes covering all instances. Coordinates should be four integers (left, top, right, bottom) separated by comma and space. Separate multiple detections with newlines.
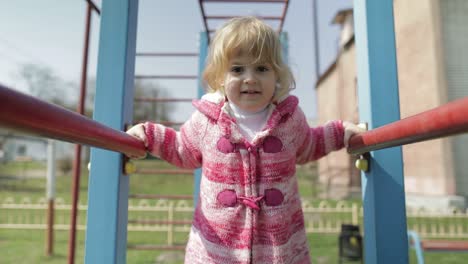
1, 196, 468, 246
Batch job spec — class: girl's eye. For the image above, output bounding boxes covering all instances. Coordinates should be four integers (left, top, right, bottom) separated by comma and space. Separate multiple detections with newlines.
257, 66, 269, 72
230, 66, 243, 73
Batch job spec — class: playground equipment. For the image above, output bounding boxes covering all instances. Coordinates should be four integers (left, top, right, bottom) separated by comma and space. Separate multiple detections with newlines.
408, 230, 468, 264
1, 0, 467, 263
130, 51, 199, 251
198, 0, 290, 42
68, 2, 100, 262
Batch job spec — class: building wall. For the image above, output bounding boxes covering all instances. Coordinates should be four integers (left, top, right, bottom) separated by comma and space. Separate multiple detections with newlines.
393, 0, 455, 195
316, 44, 359, 198
439, 0, 468, 197
316, 0, 461, 197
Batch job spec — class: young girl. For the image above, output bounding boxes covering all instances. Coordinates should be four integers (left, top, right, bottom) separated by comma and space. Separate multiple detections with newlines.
127, 16, 360, 264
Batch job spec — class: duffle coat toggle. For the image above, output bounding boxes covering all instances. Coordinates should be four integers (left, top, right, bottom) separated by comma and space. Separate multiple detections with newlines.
217, 188, 285, 209
216, 133, 285, 211
238, 195, 264, 210
216, 135, 283, 154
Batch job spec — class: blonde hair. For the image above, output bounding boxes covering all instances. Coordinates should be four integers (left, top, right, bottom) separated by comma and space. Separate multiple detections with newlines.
203, 16, 295, 101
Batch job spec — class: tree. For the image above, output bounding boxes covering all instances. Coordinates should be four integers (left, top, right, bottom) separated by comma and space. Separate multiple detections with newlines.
18, 63, 73, 106
82, 78, 174, 123
132, 80, 174, 123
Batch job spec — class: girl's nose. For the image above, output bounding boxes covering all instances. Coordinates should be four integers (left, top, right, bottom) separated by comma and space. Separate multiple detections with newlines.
243, 78, 257, 85
243, 70, 257, 85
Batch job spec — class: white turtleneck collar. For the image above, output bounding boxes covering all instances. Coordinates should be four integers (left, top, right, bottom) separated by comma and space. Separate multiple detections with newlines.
228, 102, 270, 142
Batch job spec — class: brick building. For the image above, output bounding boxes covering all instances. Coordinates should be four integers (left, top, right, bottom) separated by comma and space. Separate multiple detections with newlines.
315, 0, 468, 207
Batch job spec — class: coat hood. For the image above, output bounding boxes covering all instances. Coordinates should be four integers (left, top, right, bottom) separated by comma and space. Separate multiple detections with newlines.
192, 92, 299, 143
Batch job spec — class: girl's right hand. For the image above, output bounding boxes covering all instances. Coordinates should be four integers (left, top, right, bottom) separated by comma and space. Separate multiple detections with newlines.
126, 123, 148, 159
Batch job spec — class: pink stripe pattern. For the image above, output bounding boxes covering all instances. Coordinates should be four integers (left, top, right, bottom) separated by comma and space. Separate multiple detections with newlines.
142, 95, 345, 263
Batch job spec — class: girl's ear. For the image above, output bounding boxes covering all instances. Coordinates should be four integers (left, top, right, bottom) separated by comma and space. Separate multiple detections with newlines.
275, 82, 281, 93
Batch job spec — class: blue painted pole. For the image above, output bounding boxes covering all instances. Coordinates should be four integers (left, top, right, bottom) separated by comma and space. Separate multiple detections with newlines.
193, 31, 209, 205
84, 1, 139, 263
407, 231, 425, 264
280, 32, 289, 64
354, 0, 409, 263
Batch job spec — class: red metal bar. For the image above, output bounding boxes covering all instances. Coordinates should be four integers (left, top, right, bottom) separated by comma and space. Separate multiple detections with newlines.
129, 194, 193, 200
134, 97, 193, 103
134, 75, 198, 80
136, 52, 198, 57
85, 0, 100, 15
348, 97, 468, 155
421, 240, 468, 251
68, 4, 92, 263
135, 169, 194, 175
198, 0, 211, 43
199, 0, 289, 37
278, 0, 289, 32
0, 85, 146, 157
46, 199, 54, 256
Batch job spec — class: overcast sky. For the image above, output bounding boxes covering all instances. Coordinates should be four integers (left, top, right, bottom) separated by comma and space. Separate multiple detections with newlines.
0, 0, 352, 122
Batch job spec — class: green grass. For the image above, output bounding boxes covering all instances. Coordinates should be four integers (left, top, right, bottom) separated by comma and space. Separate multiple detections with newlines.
0, 229, 85, 264
0, 229, 183, 264
1, 159, 468, 263
0, 160, 45, 174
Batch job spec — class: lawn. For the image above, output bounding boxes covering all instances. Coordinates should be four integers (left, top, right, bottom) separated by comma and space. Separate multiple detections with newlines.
1, 159, 467, 263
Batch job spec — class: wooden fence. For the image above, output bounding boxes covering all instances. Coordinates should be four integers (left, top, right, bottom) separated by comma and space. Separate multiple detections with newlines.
1, 197, 468, 246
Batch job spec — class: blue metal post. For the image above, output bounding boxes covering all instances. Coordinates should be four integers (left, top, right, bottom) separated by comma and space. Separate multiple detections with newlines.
193, 31, 209, 205
354, 0, 408, 263
84, 1, 138, 263
407, 231, 425, 264
280, 32, 289, 64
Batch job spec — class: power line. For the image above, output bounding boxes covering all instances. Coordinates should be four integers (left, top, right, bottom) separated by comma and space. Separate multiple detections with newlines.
0, 36, 49, 65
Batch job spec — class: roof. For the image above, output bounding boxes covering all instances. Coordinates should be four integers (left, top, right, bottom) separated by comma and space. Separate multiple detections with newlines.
315, 8, 355, 88
315, 35, 355, 88
332, 8, 353, 25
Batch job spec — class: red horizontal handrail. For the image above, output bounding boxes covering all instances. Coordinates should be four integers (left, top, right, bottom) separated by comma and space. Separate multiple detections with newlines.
0, 84, 146, 158
348, 97, 468, 155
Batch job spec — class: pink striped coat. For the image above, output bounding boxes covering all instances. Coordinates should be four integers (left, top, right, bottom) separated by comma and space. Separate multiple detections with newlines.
143, 95, 345, 264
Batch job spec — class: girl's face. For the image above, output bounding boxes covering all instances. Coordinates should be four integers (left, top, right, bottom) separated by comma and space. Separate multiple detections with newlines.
222, 54, 277, 113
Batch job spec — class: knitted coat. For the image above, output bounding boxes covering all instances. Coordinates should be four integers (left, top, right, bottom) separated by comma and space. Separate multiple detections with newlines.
143, 94, 345, 264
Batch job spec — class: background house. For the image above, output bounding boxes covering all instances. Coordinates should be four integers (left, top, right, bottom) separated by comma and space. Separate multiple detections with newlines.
0, 128, 74, 163
315, 0, 468, 208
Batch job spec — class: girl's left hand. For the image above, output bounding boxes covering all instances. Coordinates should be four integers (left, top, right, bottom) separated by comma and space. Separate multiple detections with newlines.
126, 123, 149, 159
343, 121, 366, 148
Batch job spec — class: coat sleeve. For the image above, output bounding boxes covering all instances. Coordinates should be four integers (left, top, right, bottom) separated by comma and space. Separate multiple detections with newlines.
143, 111, 205, 169
293, 109, 345, 164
